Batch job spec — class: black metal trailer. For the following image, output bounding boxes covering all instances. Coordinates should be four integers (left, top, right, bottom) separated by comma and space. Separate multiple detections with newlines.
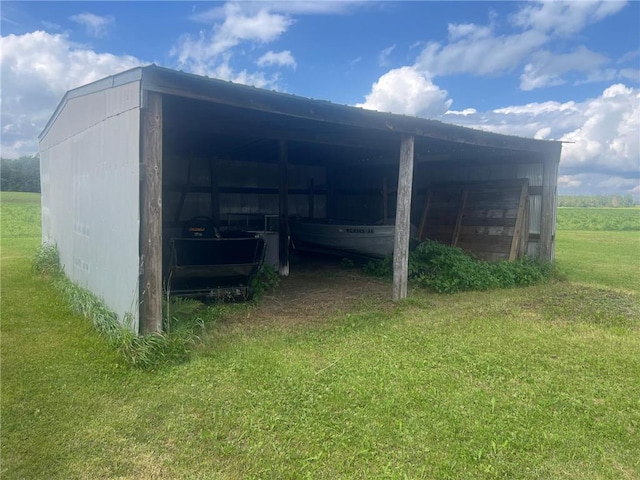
166, 217, 266, 301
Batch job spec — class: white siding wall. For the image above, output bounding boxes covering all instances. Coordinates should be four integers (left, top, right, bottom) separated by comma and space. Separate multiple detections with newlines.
40, 82, 141, 331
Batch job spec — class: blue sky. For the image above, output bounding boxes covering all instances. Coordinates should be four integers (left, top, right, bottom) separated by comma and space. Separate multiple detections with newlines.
1, 1, 639, 197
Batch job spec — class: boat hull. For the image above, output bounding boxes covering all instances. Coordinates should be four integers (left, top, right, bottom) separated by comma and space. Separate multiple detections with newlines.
290, 220, 396, 259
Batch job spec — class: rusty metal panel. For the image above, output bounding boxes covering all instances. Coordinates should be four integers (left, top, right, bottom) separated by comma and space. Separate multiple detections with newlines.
40, 105, 141, 331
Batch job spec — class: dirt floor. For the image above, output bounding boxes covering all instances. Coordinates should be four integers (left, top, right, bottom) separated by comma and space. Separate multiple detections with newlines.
233, 253, 394, 326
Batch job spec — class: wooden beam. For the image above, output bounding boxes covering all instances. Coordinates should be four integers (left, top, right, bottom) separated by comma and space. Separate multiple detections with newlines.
308, 178, 315, 219
417, 190, 432, 241
173, 152, 192, 223
509, 180, 529, 261
209, 158, 220, 226
140, 91, 163, 335
451, 189, 468, 246
392, 135, 415, 301
278, 139, 290, 276
539, 158, 559, 261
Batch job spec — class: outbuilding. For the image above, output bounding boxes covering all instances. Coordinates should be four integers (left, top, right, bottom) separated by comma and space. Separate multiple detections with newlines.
39, 65, 562, 334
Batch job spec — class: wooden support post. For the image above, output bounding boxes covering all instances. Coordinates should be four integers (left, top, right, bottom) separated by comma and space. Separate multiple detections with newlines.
326, 166, 336, 219
174, 152, 192, 223
392, 135, 415, 301
308, 178, 315, 219
140, 91, 163, 335
539, 158, 559, 261
209, 158, 220, 226
278, 140, 290, 276
451, 189, 468, 247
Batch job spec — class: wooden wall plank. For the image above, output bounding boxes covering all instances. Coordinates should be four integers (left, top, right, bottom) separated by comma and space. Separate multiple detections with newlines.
539, 159, 559, 261
140, 91, 163, 334
210, 158, 220, 225
308, 178, 315, 219
509, 180, 529, 260
417, 190, 432, 240
451, 189, 468, 246
420, 179, 531, 262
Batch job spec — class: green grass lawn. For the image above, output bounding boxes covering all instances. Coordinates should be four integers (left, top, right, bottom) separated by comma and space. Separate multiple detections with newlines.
555, 206, 640, 293
2, 193, 639, 479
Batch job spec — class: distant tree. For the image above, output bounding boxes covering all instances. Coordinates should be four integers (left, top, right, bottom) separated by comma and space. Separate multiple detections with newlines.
558, 195, 636, 208
1, 155, 40, 192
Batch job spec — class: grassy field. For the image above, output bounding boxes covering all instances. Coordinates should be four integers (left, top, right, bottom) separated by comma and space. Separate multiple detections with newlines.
555, 207, 640, 292
557, 206, 640, 231
2, 192, 639, 479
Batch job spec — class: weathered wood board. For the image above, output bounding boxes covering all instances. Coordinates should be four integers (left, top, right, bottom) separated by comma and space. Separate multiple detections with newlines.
418, 179, 530, 262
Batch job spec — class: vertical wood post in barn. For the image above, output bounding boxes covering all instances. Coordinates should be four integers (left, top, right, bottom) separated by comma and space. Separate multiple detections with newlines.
209, 158, 220, 226
308, 178, 315, 219
279, 139, 290, 276
539, 152, 561, 262
140, 91, 163, 334
392, 135, 415, 301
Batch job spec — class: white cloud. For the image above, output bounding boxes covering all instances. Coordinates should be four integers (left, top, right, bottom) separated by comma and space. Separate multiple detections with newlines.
257, 50, 296, 69
558, 172, 639, 196
189, 1, 363, 23
415, 29, 547, 76
441, 83, 639, 196
171, 3, 292, 79
445, 108, 477, 116
617, 49, 640, 65
41, 20, 61, 31
378, 44, 396, 67
558, 175, 582, 188
520, 46, 609, 90
447, 23, 492, 41
69, 12, 115, 38
511, 0, 627, 36
560, 84, 639, 176
412, 1, 633, 90
575, 68, 640, 86
0, 31, 143, 157
356, 66, 452, 118
534, 127, 551, 139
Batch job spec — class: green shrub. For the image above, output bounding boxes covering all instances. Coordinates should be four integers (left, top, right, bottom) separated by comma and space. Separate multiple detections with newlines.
340, 258, 355, 269
365, 240, 556, 294
251, 264, 281, 298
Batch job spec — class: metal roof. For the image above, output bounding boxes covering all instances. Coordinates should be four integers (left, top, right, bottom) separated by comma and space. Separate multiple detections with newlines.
41, 64, 561, 161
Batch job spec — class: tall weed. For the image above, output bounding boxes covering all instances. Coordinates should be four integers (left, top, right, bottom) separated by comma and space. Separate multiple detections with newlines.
32, 244, 220, 368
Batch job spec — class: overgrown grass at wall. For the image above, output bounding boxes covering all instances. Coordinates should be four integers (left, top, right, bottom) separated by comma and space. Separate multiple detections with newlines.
32, 242, 232, 369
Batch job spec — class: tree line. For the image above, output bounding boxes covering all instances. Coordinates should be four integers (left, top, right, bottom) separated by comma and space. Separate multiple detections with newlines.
558, 194, 636, 208
1, 156, 41, 193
